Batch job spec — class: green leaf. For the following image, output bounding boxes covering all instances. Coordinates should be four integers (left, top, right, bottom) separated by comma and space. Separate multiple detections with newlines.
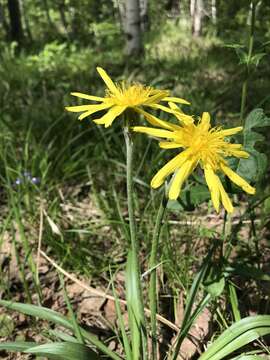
0, 314, 14, 336
0, 341, 37, 352
0, 341, 100, 360
244, 109, 270, 130
0, 300, 121, 360
25, 342, 100, 360
203, 261, 225, 298
249, 53, 266, 67
189, 185, 210, 205
171, 247, 215, 360
110, 268, 132, 360
126, 250, 142, 360
227, 263, 270, 281
237, 148, 267, 183
198, 315, 270, 360
204, 273, 225, 297
237, 109, 270, 182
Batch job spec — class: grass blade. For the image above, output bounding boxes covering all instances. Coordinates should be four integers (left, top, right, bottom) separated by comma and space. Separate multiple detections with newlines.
110, 268, 133, 360
0, 342, 36, 352
0, 300, 121, 360
126, 250, 142, 360
25, 342, 100, 360
199, 315, 270, 360
228, 282, 241, 322
172, 246, 215, 359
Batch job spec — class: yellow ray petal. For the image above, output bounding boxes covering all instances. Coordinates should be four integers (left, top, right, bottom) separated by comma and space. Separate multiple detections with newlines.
227, 149, 249, 159
151, 150, 190, 189
169, 102, 194, 125
148, 103, 177, 114
204, 165, 220, 212
66, 105, 95, 112
143, 91, 169, 105
70, 92, 104, 102
135, 108, 181, 131
133, 126, 180, 140
217, 177, 234, 213
219, 127, 243, 137
163, 97, 190, 105
96, 67, 119, 95
220, 163, 255, 194
168, 159, 195, 200
159, 141, 183, 149
66, 103, 112, 113
199, 112, 211, 131
93, 105, 125, 127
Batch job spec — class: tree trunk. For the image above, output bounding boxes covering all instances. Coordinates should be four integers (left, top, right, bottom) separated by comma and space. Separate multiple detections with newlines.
21, 0, 33, 42
42, 0, 53, 28
0, 1, 9, 39
211, 0, 216, 25
117, 0, 126, 33
7, 0, 23, 45
140, 0, 149, 31
125, 0, 143, 56
190, 0, 195, 17
58, 0, 68, 35
192, 0, 204, 37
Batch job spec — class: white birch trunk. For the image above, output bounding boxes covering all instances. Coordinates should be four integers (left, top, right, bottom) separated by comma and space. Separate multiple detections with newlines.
211, 0, 216, 25
190, 0, 195, 17
192, 0, 204, 37
125, 0, 143, 56
140, 0, 148, 31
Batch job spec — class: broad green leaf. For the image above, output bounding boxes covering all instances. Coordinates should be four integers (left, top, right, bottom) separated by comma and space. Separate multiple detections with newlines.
189, 185, 210, 205
25, 342, 100, 360
238, 148, 267, 183
0, 341, 100, 360
0, 341, 37, 352
244, 109, 270, 130
199, 315, 270, 360
0, 300, 121, 360
204, 262, 226, 297
237, 109, 270, 182
204, 275, 225, 297
232, 355, 268, 360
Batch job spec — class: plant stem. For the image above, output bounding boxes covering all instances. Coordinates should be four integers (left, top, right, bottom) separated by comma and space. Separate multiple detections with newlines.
123, 126, 147, 355
240, 0, 256, 123
149, 192, 167, 360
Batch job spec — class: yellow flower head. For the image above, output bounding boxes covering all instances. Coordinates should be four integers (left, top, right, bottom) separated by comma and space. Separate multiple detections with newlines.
65, 67, 189, 127
133, 105, 255, 213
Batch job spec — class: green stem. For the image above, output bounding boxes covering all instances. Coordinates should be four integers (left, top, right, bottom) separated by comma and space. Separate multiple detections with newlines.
149, 192, 167, 360
123, 126, 147, 355
240, 0, 256, 123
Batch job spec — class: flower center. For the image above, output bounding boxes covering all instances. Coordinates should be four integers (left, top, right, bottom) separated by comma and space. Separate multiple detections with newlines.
108, 84, 151, 106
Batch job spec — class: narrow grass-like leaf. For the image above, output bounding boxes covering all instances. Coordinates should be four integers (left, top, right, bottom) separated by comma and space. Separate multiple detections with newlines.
199, 315, 270, 360
0, 300, 121, 360
110, 268, 132, 360
228, 282, 241, 322
59, 274, 84, 344
25, 342, 100, 360
49, 329, 79, 343
0, 342, 36, 352
126, 250, 141, 360
172, 246, 215, 360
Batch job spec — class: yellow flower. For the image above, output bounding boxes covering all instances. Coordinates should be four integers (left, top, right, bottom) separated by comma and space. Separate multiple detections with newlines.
133, 105, 255, 213
65, 67, 190, 127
